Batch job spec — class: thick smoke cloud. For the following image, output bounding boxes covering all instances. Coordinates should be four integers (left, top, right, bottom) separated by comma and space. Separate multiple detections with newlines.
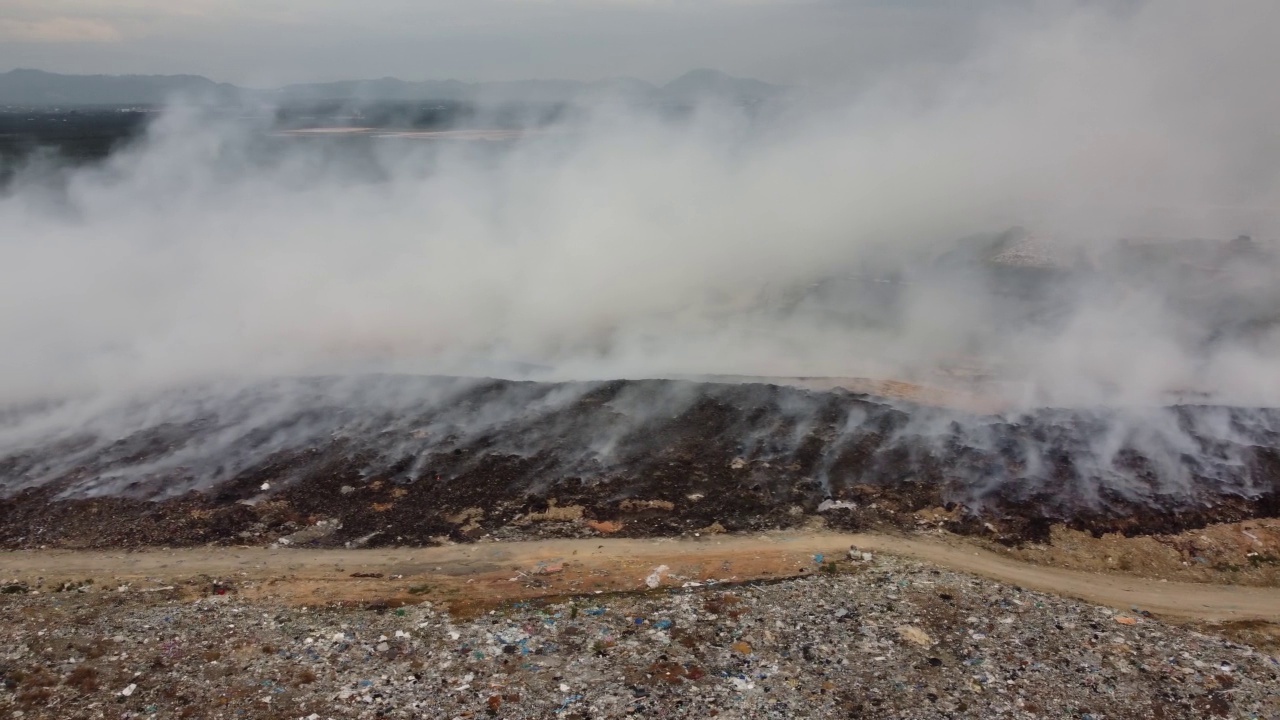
2, 1, 1280, 418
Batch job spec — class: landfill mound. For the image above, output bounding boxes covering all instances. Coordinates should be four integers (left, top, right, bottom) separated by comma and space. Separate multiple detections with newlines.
1, 375, 1279, 549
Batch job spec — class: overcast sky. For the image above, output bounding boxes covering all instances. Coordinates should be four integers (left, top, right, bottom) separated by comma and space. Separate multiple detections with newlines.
0, 0, 1004, 86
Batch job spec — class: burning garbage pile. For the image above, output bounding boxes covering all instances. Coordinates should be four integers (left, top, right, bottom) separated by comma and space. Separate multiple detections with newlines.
1, 375, 1277, 549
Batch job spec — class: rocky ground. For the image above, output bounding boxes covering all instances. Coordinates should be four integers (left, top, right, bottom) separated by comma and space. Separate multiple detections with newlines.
3, 551, 1277, 720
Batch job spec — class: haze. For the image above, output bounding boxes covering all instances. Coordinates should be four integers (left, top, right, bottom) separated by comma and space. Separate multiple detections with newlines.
0, 0, 984, 87
2, 0, 1280, 411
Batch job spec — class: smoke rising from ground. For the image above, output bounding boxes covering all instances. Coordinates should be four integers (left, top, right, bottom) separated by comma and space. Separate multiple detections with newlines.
2, 2, 1280, 509
2, 2, 1279, 409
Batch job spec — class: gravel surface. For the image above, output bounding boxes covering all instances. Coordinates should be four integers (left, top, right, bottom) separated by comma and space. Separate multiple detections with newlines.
3, 553, 1277, 719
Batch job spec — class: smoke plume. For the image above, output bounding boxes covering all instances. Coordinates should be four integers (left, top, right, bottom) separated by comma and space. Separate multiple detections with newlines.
3, 1, 1280, 507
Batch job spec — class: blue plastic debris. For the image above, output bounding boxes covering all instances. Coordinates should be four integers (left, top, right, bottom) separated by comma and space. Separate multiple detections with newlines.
814, 554, 824, 564
654, 620, 673, 630
556, 694, 585, 713
585, 607, 607, 616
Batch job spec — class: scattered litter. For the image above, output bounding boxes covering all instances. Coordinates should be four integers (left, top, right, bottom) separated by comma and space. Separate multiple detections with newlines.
3, 550, 1275, 717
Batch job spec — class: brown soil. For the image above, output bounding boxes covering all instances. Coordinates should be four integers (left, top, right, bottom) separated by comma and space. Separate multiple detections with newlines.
990, 518, 1280, 586
4, 531, 1278, 625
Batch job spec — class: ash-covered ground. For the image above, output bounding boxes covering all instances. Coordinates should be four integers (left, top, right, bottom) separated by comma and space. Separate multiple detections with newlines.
2, 375, 1277, 550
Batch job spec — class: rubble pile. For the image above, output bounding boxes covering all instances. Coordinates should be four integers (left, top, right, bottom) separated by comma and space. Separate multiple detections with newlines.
1, 554, 1276, 719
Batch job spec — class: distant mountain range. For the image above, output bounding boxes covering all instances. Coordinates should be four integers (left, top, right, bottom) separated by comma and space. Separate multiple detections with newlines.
0, 68, 786, 107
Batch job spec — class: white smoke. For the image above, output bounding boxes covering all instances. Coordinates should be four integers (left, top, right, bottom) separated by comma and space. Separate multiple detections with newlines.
2, 1, 1279, 415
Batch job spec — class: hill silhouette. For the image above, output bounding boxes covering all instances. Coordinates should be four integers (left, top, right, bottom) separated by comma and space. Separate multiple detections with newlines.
0, 68, 785, 107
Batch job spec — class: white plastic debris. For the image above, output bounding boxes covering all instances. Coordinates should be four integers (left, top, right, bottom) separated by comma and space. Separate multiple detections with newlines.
119, 683, 136, 697
645, 565, 670, 589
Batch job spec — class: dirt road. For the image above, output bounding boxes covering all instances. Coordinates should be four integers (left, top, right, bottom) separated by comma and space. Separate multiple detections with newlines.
4, 531, 1278, 622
